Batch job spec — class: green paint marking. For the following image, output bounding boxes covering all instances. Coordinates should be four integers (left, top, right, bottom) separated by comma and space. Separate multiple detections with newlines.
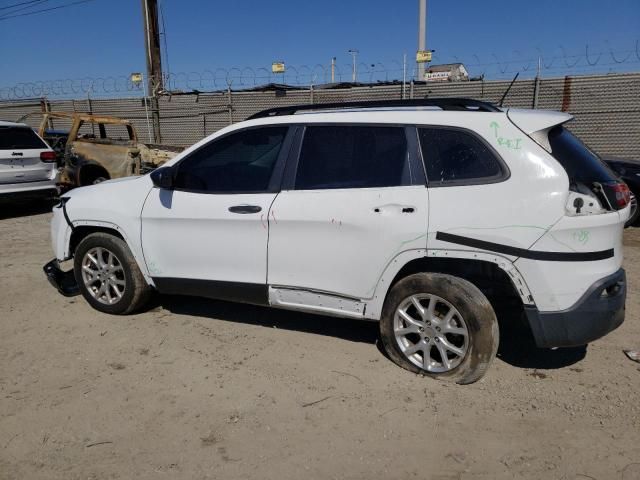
549, 233, 578, 252
443, 224, 549, 232
489, 121, 522, 150
573, 230, 590, 245
365, 233, 428, 296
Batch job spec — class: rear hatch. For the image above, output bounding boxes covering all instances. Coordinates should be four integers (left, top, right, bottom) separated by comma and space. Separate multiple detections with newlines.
507, 110, 627, 311
0, 125, 55, 185
507, 110, 630, 214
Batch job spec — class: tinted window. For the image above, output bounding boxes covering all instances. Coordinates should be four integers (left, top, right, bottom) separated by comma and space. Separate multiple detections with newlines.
174, 127, 287, 193
548, 126, 616, 185
0, 126, 47, 150
295, 126, 408, 190
418, 128, 504, 185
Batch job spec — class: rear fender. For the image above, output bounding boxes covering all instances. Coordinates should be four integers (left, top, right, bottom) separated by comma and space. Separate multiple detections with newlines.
363, 248, 533, 320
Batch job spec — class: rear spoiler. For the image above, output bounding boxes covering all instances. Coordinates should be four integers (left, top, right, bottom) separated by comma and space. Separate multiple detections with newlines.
507, 109, 573, 152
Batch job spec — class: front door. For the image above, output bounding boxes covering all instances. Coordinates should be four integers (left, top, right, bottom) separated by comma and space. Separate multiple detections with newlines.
141, 125, 291, 304
267, 125, 428, 302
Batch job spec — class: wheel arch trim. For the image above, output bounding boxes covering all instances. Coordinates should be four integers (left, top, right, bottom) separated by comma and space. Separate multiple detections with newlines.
67, 220, 155, 287
363, 248, 534, 320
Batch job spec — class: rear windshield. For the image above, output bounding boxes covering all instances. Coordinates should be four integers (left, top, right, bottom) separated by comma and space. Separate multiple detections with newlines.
0, 126, 48, 150
548, 126, 617, 185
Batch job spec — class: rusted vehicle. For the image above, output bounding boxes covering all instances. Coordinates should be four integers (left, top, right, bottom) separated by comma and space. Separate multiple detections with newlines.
19, 112, 183, 189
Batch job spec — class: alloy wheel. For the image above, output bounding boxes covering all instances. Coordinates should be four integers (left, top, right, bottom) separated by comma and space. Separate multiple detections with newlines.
80, 247, 126, 305
394, 294, 469, 373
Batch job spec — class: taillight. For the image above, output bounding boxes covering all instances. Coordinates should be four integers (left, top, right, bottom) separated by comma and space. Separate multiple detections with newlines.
612, 182, 631, 208
40, 151, 56, 163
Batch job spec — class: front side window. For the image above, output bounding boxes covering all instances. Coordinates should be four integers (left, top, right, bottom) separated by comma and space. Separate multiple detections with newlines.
174, 126, 288, 193
295, 126, 409, 190
418, 127, 505, 185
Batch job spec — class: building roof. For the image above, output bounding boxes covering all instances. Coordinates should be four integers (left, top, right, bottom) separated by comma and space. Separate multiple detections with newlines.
427, 63, 465, 72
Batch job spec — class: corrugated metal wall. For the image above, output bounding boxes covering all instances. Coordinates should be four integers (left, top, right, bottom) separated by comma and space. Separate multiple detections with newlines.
1, 72, 638, 158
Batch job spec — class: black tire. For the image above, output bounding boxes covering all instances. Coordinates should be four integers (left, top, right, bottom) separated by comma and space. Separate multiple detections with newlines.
380, 273, 499, 385
74, 232, 152, 315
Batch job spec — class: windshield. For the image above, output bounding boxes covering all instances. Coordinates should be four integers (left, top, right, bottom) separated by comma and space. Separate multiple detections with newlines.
0, 126, 48, 150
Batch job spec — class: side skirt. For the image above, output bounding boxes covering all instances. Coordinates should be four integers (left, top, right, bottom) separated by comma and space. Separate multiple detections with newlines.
269, 286, 367, 319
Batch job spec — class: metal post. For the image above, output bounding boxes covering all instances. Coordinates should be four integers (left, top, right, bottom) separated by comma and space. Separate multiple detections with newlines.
227, 87, 233, 125
417, 0, 427, 81
87, 92, 95, 137
402, 53, 407, 99
331, 57, 336, 83
141, 74, 153, 142
348, 49, 358, 82
141, 0, 163, 142
410, 80, 415, 99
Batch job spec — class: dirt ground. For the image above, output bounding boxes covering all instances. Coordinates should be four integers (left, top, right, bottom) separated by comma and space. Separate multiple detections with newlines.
1, 200, 639, 480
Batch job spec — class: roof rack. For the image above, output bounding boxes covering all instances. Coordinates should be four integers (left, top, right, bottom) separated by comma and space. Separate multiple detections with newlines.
247, 98, 500, 120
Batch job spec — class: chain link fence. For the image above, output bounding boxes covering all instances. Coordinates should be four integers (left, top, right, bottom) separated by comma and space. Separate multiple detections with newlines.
0, 72, 638, 158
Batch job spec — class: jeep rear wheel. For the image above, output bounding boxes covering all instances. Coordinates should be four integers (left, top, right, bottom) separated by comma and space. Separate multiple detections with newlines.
380, 273, 499, 384
74, 233, 152, 315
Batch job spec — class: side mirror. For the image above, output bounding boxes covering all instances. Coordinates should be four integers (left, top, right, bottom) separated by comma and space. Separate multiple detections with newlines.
150, 166, 175, 190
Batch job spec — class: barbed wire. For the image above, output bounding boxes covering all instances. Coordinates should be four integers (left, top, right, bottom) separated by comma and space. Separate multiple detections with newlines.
1, 40, 639, 101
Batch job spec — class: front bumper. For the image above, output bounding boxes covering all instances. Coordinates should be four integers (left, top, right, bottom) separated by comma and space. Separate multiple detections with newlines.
43, 259, 79, 297
525, 268, 626, 348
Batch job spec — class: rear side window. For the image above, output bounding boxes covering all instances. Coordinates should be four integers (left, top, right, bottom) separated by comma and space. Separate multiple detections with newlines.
547, 126, 617, 185
0, 126, 47, 150
418, 127, 505, 185
295, 126, 409, 190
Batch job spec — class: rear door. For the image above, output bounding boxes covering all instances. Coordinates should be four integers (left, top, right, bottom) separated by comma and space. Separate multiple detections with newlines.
267, 124, 428, 301
0, 125, 51, 185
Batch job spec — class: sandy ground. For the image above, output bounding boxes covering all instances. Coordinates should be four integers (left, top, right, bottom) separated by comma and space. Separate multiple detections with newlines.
1, 200, 639, 480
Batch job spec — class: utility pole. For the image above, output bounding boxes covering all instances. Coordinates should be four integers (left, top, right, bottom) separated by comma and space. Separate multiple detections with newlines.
331, 57, 336, 83
417, 0, 427, 81
141, 0, 163, 142
348, 49, 359, 82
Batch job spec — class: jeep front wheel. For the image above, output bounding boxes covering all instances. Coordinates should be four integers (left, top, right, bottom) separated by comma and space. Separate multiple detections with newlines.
380, 273, 499, 384
74, 232, 152, 315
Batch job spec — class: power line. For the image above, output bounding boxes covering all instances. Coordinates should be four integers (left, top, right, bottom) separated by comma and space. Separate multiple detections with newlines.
159, 0, 171, 81
0, 0, 48, 18
0, 0, 45, 10
0, 0, 98, 20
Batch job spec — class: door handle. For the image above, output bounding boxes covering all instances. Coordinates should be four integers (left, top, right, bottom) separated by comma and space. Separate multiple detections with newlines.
402, 207, 415, 213
228, 205, 262, 214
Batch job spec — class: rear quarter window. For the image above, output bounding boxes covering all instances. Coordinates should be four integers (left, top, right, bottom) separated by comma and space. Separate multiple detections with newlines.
0, 126, 48, 150
418, 127, 507, 186
547, 126, 617, 185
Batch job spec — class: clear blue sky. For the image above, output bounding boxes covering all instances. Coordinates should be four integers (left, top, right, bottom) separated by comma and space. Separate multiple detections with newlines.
0, 0, 639, 87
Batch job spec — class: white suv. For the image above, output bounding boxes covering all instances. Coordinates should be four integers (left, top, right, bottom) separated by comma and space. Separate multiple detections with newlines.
0, 121, 57, 197
44, 99, 628, 384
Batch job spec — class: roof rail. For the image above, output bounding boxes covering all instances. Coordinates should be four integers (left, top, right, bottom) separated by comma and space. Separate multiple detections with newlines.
247, 98, 500, 120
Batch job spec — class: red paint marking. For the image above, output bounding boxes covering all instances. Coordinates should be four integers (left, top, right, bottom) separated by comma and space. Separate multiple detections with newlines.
271, 210, 278, 224
260, 214, 267, 229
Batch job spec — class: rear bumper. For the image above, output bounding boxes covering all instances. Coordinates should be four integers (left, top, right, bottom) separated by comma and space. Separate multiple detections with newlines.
525, 268, 626, 348
43, 259, 79, 297
0, 180, 58, 196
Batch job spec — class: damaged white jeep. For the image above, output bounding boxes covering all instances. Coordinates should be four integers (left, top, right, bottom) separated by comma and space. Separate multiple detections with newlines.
44, 99, 629, 384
